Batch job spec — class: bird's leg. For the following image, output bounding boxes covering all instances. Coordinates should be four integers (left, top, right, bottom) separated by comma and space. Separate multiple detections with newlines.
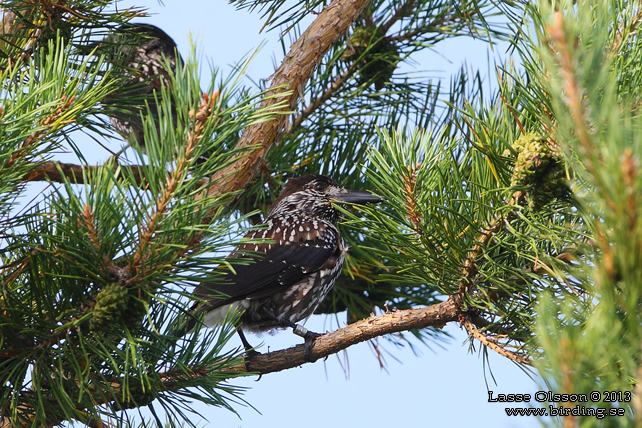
262, 305, 323, 362
280, 319, 322, 363
237, 328, 261, 372
238, 328, 259, 356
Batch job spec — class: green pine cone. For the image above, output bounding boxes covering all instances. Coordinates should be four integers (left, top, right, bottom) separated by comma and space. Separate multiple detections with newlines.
345, 25, 400, 90
90, 282, 129, 332
530, 160, 569, 209
506, 133, 568, 208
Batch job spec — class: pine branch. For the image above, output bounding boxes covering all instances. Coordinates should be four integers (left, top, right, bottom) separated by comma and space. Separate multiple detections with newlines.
22, 160, 147, 185
6, 94, 75, 168
462, 319, 531, 365
240, 299, 459, 373
387, 6, 483, 44
4, 299, 462, 427
456, 190, 526, 307
132, 94, 212, 267
452, 189, 534, 363
126, 301, 461, 386
204, 0, 370, 206
285, 0, 423, 137
20, 94, 220, 188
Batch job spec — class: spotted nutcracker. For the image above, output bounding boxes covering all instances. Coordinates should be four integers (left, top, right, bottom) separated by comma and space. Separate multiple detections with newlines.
103, 23, 181, 149
186, 174, 381, 360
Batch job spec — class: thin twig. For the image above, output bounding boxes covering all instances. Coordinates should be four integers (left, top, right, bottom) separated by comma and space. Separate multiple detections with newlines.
462, 319, 531, 365
387, 7, 481, 44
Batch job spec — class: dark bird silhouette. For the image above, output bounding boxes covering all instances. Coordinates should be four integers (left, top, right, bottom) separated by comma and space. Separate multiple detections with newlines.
187, 174, 381, 360
103, 23, 181, 149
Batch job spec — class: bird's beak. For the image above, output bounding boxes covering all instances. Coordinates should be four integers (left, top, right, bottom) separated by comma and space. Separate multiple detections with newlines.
334, 189, 382, 204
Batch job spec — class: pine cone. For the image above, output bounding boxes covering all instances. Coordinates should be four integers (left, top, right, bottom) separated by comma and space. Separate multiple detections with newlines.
506, 133, 568, 209
345, 26, 399, 90
90, 283, 129, 332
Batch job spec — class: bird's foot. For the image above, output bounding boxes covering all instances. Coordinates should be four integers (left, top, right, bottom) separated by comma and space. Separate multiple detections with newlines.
243, 348, 261, 372
244, 348, 261, 358
280, 320, 323, 362
290, 324, 322, 362
302, 330, 322, 363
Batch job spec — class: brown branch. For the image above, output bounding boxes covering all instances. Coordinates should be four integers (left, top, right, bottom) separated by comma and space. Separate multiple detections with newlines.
454, 185, 585, 363
284, 0, 435, 134
204, 0, 371, 208
285, 0, 416, 137
386, 5, 483, 45
22, 161, 147, 186
3, 283, 533, 425
453, 190, 529, 361
240, 299, 458, 374
387, 26, 440, 44
99, 300, 461, 390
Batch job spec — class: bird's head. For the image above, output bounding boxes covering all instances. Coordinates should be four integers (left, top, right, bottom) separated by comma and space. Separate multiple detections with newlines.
268, 174, 381, 222
109, 23, 179, 59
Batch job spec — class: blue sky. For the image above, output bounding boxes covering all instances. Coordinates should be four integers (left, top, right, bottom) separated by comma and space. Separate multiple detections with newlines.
58, 1, 548, 426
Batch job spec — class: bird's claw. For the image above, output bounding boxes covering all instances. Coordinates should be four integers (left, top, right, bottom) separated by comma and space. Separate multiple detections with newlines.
243, 348, 261, 372
303, 330, 322, 363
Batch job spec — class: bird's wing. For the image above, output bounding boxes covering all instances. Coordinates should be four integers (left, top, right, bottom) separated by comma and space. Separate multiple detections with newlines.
191, 219, 338, 312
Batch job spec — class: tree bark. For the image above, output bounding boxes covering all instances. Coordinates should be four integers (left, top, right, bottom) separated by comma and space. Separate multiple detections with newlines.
21, 161, 147, 185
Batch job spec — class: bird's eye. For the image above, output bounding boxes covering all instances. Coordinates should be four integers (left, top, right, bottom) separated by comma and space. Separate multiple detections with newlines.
314, 182, 326, 191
